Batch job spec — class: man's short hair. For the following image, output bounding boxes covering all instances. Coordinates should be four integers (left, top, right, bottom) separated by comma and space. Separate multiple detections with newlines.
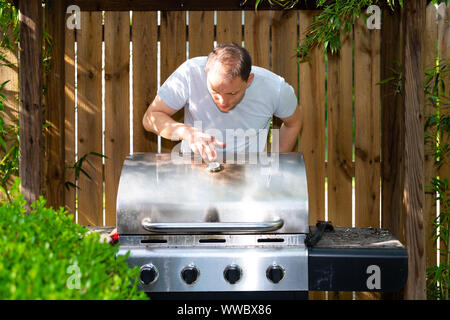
205, 43, 252, 81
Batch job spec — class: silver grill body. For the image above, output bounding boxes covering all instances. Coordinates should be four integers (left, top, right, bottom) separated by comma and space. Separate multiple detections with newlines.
116, 152, 309, 293
118, 234, 308, 292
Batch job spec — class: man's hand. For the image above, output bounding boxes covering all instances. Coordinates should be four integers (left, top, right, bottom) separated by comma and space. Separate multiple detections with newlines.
185, 127, 226, 162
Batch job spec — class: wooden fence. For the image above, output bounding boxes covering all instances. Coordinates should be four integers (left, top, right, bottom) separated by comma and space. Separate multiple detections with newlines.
0, 1, 448, 299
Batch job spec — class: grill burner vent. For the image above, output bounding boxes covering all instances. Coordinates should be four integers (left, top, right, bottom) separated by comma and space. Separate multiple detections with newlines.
198, 238, 226, 243
141, 239, 167, 244
257, 238, 285, 243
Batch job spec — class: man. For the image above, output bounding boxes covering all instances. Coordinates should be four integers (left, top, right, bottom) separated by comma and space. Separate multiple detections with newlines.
142, 43, 302, 161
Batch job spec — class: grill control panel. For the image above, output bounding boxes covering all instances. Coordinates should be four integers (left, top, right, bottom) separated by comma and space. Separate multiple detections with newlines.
139, 262, 286, 287
128, 246, 308, 292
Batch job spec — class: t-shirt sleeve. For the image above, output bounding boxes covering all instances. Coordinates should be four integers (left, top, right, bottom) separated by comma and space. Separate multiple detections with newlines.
274, 81, 298, 118
157, 61, 190, 111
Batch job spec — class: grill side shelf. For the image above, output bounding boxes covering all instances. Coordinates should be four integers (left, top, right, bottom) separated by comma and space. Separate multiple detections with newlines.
307, 226, 408, 292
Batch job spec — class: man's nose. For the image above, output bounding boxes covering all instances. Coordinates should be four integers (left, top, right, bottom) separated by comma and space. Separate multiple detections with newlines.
217, 94, 225, 105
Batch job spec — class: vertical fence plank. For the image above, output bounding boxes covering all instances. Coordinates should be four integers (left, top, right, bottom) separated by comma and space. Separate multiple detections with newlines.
354, 15, 381, 300
299, 10, 325, 226
326, 27, 353, 301
188, 11, 214, 58
380, 5, 406, 300
355, 17, 381, 229
132, 11, 158, 153
246, 10, 271, 151
105, 11, 130, 226
77, 12, 103, 226
327, 31, 353, 227
44, 0, 66, 210
272, 9, 299, 149
424, 2, 438, 281
160, 11, 186, 152
244, 11, 271, 70
437, 3, 449, 266
381, 3, 405, 245
64, 22, 76, 217
0, 22, 19, 199
216, 11, 242, 45
299, 10, 326, 300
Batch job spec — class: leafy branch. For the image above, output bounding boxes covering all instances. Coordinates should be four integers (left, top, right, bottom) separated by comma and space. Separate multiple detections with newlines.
426, 177, 449, 300
254, 0, 449, 60
0, 79, 18, 202
65, 152, 107, 191
423, 56, 449, 299
254, 0, 405, 59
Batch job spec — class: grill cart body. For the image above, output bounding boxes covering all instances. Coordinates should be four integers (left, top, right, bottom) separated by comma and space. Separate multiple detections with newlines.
116, 153, 407, 299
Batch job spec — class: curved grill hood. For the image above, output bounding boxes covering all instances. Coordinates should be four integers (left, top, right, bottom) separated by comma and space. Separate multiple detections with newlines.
116, 152, 309, 235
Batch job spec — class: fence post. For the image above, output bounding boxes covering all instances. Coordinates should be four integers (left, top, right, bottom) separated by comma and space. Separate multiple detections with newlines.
402, 0, 426, 300
18, 0, 43, 207
381, 0, 426, 300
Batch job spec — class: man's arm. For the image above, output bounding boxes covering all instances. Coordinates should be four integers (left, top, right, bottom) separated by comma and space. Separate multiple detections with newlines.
143, 95, 190, 141
142, 95, 225, 160
277, 105, 303, 152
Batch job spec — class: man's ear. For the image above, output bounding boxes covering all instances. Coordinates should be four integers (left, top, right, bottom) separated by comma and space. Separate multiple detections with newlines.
246, 73, 254, 87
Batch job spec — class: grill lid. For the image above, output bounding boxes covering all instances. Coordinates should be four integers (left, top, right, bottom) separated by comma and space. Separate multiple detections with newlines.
116, 152, 308, 234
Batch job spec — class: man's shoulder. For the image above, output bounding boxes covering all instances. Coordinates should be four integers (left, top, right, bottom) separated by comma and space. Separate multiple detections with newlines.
251, 65, 285, 84
173, 57, 207, 79
184, 56, 208, 69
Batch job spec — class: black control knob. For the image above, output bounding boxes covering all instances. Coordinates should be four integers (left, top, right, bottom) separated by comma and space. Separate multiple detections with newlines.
140, 264, 158, 285
224, 264, 242, 284
266, 264, 285, 284
181, 264, 200, 285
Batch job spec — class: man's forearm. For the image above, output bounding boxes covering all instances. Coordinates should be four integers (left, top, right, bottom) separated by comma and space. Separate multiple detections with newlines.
143, 109, 224, 160
278, 123, 301, 152
143, 110, 192, 141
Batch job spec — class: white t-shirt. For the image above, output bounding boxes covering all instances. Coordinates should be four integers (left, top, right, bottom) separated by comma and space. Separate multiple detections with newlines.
157, 56, 297, 152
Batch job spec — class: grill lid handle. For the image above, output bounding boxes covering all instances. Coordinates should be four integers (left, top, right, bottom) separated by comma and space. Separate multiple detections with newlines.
141, 218, 284, 233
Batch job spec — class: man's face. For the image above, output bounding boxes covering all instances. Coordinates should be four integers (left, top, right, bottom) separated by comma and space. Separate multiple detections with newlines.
206, 66, 254, 113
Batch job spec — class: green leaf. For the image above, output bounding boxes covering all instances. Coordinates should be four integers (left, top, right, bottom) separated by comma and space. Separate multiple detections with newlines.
79, 167, 92, 180
0, 135, 6, 151
89, 151, 107, 159
377, 76, 397, 85
64, 181, 78, 191
0, 80, 10, 90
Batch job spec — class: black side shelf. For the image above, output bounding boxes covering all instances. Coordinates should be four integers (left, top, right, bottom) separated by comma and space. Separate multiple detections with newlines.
308, 247, 408, 292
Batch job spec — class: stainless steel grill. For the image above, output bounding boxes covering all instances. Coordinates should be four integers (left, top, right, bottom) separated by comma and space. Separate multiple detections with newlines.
116, 152, 408, 299
116, 152, 309, 294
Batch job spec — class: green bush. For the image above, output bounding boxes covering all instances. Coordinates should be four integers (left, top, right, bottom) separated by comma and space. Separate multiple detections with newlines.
0, 179, 148, 300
